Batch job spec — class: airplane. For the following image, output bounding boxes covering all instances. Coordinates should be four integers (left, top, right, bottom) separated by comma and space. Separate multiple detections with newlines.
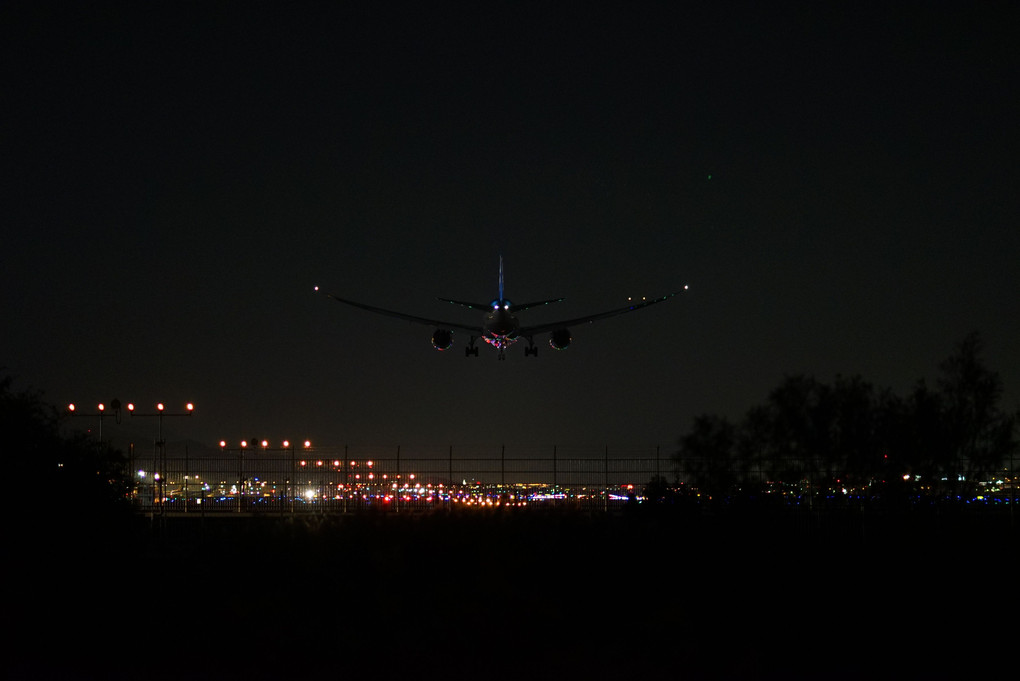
315, 258, 687, 359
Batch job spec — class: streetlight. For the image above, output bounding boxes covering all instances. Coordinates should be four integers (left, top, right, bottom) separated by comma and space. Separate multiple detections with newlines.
128, 402, 196, 513
66, 399, 194, 511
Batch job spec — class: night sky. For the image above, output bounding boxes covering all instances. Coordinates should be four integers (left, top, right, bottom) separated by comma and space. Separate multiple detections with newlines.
4, 3, 1018, 455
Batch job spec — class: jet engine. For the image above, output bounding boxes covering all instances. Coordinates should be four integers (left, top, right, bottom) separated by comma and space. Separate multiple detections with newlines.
549, 328, 572, 350
431, 329, 453, 351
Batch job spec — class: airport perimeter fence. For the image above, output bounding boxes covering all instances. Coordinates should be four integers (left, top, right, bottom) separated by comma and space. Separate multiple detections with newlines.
132, 445, 682, 515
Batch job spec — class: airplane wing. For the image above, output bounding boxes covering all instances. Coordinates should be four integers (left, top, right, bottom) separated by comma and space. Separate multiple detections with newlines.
509, 298, 565, 313
437, 298, 492, 312
439, 297, 566, 312
519, 290, 685, 337
317, 289, 482, 334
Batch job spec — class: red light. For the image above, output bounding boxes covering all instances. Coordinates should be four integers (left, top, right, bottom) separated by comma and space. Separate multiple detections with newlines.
157, 403, 165, 411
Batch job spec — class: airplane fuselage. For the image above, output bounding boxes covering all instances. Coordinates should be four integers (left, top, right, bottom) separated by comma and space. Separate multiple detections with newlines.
482, 299, 520, 351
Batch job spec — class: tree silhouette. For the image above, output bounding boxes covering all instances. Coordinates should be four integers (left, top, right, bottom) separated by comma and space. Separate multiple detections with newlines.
2, 372, 132, 525
935, 332, 1017, 490
675, 414, 738, 497
672, 333, 1018, 503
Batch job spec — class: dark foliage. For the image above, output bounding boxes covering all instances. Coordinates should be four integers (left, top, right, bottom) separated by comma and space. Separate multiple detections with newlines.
2, 371, 134, 531
674, 334, 1018, 497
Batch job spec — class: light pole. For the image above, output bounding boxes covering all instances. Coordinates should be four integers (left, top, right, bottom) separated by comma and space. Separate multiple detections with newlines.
66, 400, 194, 513
219, 439, 310, 513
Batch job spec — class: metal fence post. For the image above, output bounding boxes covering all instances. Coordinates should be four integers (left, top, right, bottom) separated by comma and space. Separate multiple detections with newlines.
553, 445, 557, 491
604, 445, 609, 513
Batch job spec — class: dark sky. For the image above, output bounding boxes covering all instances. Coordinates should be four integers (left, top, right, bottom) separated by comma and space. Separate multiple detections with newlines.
3, 2, 1018, 455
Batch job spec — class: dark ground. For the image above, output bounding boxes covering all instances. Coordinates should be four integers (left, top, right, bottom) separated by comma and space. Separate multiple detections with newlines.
10, 506, 1018, 680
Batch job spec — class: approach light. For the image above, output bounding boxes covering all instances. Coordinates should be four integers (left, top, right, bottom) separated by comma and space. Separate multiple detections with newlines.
98, 403, 105, 411
157, 403, 165, 411
240, 440, 248, 448
303, 440, 311, 448
282, 440, 290, 448
68, 403, 75, 412
127, 403, 135, 412
219, 441, 227, 449
261, 440, 268, 448
186, 403, 194, 412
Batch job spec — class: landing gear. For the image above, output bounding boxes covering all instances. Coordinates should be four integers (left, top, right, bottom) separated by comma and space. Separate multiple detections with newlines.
465, 337, 479, 357
524, 337, 538, 357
